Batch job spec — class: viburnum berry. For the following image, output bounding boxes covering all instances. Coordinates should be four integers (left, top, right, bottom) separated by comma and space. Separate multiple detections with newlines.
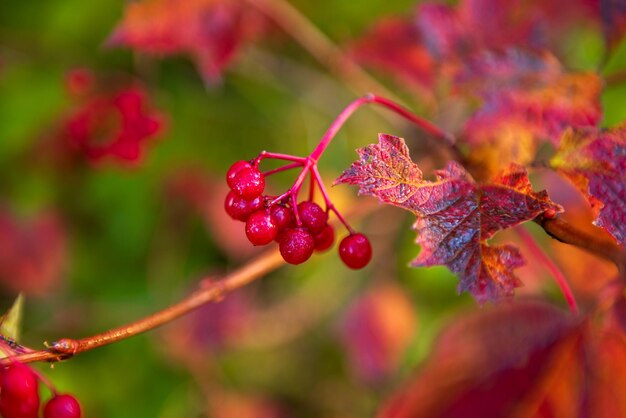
297, 201, 328, 234
43, 394, 82, 418
270, 204, 294, 232
224, 191, 263, 221
0, 363, 39, 403
245, 210, 277, 245
226, 160, 252, 189
279, 228, 315, 265
314, 224, 334, 252
339, 233, 372, 269
0, 363, 40, 418
230, 167, 265, 200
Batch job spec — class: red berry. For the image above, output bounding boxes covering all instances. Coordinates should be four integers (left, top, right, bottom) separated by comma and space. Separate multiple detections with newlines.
226, 160, 252, 189
279, 228, 315, 265
231, 167, 265, 200
314, 224, 334, 252
245, 210, 277, 245
297, 201, 328, 234
270, 204, 294, 232
44, 394, 81, 418
224, 191, 263, 222
0, 363, 39, 403
339, 233, 372, 269
0, 395, 40, 418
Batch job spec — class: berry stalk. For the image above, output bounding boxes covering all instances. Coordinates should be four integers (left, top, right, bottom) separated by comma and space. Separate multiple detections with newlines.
309, 93, 456, 162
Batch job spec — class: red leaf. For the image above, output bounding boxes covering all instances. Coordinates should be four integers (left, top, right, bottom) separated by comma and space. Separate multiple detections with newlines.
336, 134, 562, 302
0, 210, 67, 295
379, 294, 626, 418
108, 0, 266, 83
350, 17, 435, 89
377, 301, 585, 418
551, 127, 626, 245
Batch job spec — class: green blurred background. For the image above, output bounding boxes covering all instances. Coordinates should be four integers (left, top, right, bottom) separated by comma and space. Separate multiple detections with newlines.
0, 0, 623, 417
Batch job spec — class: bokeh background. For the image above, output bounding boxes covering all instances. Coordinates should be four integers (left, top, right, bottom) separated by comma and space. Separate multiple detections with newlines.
0, 0, 624, 417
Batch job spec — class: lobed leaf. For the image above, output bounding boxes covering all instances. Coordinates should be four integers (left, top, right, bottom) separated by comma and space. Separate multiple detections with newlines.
336, 134, 562, 302
551, 127, 626, 245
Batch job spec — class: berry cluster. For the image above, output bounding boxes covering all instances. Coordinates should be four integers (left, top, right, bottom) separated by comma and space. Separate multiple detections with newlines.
0, 362, 81, 418
224, 158, 372, 268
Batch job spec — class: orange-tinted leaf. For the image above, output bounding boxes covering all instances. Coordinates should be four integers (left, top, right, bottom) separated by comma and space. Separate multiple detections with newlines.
551, 127, 626, 245
108, 0, 265, 83
378, 301, 584, 418
339, 283, 417, 384
462, 52, 602, 174
380, 289, 626, 418
336, 134, 562, 302
462, 51, 602, 141
464, 113, 538, 179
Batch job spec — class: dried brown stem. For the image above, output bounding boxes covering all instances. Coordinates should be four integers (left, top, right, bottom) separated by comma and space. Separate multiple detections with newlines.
1, 249, 284, 366
535, 216, 626, 272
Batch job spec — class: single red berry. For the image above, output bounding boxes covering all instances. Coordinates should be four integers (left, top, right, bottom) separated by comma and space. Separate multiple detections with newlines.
339, 233, 372, 269
231, 167, 265, 200
279, 228, 315, 265
297, 201, 328, 234
44, 394, 81, 418
245, 210, 277, 245
314, 224, 334, 252
224, 191, 263, 221
0, 394, 40, 418
270, 204, 294, 232
0, 363, 39, 403
226, 160, 252, 189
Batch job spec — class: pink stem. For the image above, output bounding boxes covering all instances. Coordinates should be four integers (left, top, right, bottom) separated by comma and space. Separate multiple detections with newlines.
311, 165, 354, 233
282, 161, 313, 225
309, 93, 456, 161
255, 151, 307, 165
515, 226, 579, 314
263, 162, 303, 177
308, 171, 315, 201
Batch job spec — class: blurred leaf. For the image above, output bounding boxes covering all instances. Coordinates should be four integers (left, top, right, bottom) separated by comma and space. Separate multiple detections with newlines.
349, 17, 434, 90
551, 127, 626, 245
108, 0, 267, 83
600, 0, 626, 52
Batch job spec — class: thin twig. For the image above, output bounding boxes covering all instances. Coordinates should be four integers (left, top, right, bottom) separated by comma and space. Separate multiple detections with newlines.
1, 250, 284, 366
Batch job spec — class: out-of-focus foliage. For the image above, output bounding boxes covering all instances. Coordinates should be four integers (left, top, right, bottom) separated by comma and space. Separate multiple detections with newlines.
1, 0, 626, 417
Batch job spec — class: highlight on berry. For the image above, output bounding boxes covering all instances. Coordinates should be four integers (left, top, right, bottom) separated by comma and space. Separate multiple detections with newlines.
0, 361, 81, 418
224, 158, 371, 269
